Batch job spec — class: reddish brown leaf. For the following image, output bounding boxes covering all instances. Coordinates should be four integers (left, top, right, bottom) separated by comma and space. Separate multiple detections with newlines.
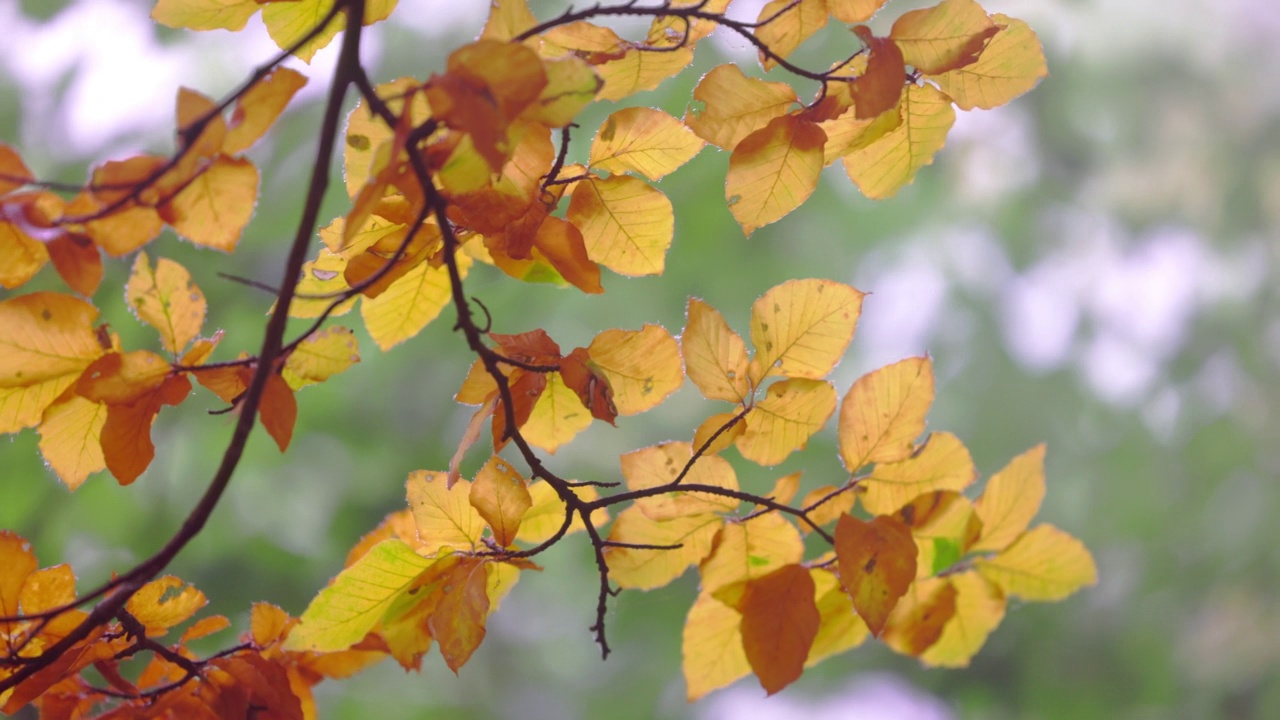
882, 576, 958, 656
736, 564, 819, 695
427, 558, 491, 673
100, 374, 191, 485
491, 370, 548, 447
559, 347, 617, 425
46, 235, 103, 297
850, 26, 907, 119
260, 373, 297, 452
834, 514, 918, 636
489, 329, 562, 366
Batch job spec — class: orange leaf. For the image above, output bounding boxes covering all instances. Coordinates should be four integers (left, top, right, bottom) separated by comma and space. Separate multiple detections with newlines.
682, 298, 750, 403
882, 576, 957, 657
748, 278, 864, 383
124, 252, 206, 355
100, 374, 190, 484
928, 15, 1047, 110
589, 107, 704, 181
568, 174, 674, 277
469, 456, 533, 547
621, 441, 740, 521
159, 156, 259, 252
726, 115, 826, 236
604, 506, 722, 590
532, 216, 603, 294
126, 576, 207, 637
684, 64, 797, 151
754, 0, 828, 71
972, 444, 1046, 552
587, 324, 683, 415
834, 514, 917, 636
0, 292, 103, 433
861, 431, 976, 514
77, 350, 170, 405
492, 369, 547, 448
428, 558, 491, 673
890, 0, 999, 75
849, 26, 906, 119
838, 356, 934, 471
737, 564, 819, 695
46, 235, 103, 297
734, 378, 836, 466
0, 530, 37, 618
223, 67, 308, 155
0, 218, 49, 290
559, 347, 617, 426
0, 143, 34, 194
259, 373, 297, 452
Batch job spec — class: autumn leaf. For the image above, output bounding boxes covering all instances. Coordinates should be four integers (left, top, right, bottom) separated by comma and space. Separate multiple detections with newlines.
0, 143, 33, 193
895, 490, 982, 577
842, 83, 956, 199
0, 292, 104, 433
568, 175, 674, 277
126, 576, 207, 637
480, 0, 538, 41
528, 56, 602, 128
889, 0, 999, 75
124, 252, 206, 354
799, 485, 856, 533
224, 67, 309, 155
929, 15, 1048, 110
881, 576, 957, 656
284, 539, 433, 653
469, 456, 533, 547
860, 431, 976, 514
737, 564, 819, 695
589, 107, 704, 181
37, 394, 107, 490
604, 506, 722, 590
748, 278, 864, 383
259, 373, 297, 452
975, 524, 1097, 601
99, 374, 191, 484
807, 567, 869, 665
849, 27, 907, 120
685, 64, 797, 150
586, 324, 683, 414
621, 442, 740, 521
699, 513, 804, 593
971, 444, 1046, 552
361, 251, 468, 351
261, 0, 342, 63
151, 0, 261, 32
515, 482, 606, 545
406, 470, 486, 555
159, 156, 259, 252
691, 412, 747, 457
682, 298, 751, 403
834, 514, 917, 636
427, 557, 491, 673
838, 356, 934, 471
519, 372, 593, 453
595, 45, 694, 102
558, 347, 617, 426
726, 115, 826, 236
0, 219, 49, 290
682, 592, 750, 701
920, 570, 1006, 667
282, 326, 360, 390
735, 378, 836, 466
828, 0, 891, 23
46, 235, 104, 297
754, 0, 828, 71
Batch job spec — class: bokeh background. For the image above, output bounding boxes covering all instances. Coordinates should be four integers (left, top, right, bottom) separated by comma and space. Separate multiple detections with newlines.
2, 0, 1278, 718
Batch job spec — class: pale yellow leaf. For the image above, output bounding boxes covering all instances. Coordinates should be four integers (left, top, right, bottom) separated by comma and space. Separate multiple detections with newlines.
406, 470, 486, 555
754, 0, 828, 70
587, 324, 683, 414
838, 356, 934, 470
972, 444, 1046, 552
841, 84, 955, 199
976, 524, 1097, 602
160, 156, 258, 252
282, 326, 360, 390
589, 107, 705, 181
520, 372, 592, 453
682, 592, 750, 701
568, 175, 674, 277
699, 513, 803, 593
682, 298, 750, 403
125, 252, 206, 354
151, 0, 260, 32
684, 64, 797, 150
748, 278, 864, 383
861, 431, 976, 514
604, 506, 722, 590
735, 378, 836, 466
920, 570, 1006, 667
726, 115, 826, 236
595, 46, 694, 102
929, 15, 1048, 110
360, 252, 468, 351
37, 394, 107, 491
621, 441, 740, 521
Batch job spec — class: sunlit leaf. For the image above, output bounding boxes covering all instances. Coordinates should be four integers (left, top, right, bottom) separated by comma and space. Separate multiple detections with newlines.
685, 65, 797, 150
481, 0, 538, 41
37, 394, 106, 491
126, 576, 206, 637
159, 156, 259, 252
223, 67, 308, 155
77, 350, 170, 405
838, 356, 934, 471
595, 45, 694, 102
515, 482, 605, 545
972, 444, 1046, 552
754, 0, 828, 71
881, 576, 956, 657
568, 175, 674, 277
99, 374, 191, 484
699, 513, 803, 593
834, 514, 917, 636
469, 456, 533, 547
929, 15, 1048, 110
975, 524, 1097, 602
361, 251, 468, 351
0, 143, 33, 194
889, 0, 999, 75
798, 485, 856, 533
604, 506, 722, 590
841, 84, 955, 199
920, 570, 1006, 667
0, 292, 104, 433
738, 564, 819, 695
124, 252, 206, 354
895, 490, 982, 577
748, 278, 864, 383
682, 298, 750, 403
828, 0, 890, 23
585, 324, 682, 415
726, 114, 826, 236
428, 557, 491, 673
282, 326, 360, 390
735, 378, 836, 466
682, 592, 750, 702
150, 0, 260, 31
692, 411, 747, 457
262, 0, 342, 63
46, 235, 103, 297
0, 220, 48, 290
860, 431, 976, 515
527, 56, 601, 128
848, 27, 906, 120
807, 567, 869, 665
589, 108, 705, 181
260, 373, 297, 452
520, 372, 593, 453
622, 442, 739, 521
407, 470, 486, 555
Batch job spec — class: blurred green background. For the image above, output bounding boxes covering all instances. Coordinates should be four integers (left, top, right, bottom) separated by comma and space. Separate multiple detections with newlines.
2, 0, 1277, 718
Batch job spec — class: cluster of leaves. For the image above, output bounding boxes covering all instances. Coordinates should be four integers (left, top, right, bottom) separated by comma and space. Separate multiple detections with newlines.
0, 0, 1092, 716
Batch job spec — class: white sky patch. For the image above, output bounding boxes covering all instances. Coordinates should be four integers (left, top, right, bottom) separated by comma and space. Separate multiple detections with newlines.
851, 247, 948, 371
1002, 261, 1081, 371
949, 106, 1041, 206
698, 673, 953, 720
1078, 332, 1159, 405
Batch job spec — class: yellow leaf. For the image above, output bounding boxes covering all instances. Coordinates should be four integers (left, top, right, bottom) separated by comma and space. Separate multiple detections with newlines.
682, 592, 750, 701
682, 298, 750, 403
828, 0, 890, 23
920, 570, 1006, 667
568, 175, 674, 277
481, 0, 538, 41
406, 470, 486, 555
0, 292, 103, 432
223, 67, 308, 155
838, 356, 934, 471
151, 0, 260, 31
621, 441, 740, 521
806, 567, 869, 666
735, 378, 836, 466
799, 485, 855, 533
834, 514, 917, 636
647, 0, 729, 47
587, 324, 683, 414
125, 252, 206, 354
861, 431, 976, 514
929, 15, 1048, 110
976, 524, 1097, 602
765, 472, 803, 507
699, 513, 803, 593
889, 0, 999, 75
519, 372, 593, 453
684, 64, 797, 151
738, 564, 819, 695
160, 156, 259, 252
972, 444, 1046, 552
754, 0, 828, 70
469, 456, 532, 547
595, 46, 694, 102
344, 78, 430, 198
0, 220, 49, 290
604, 506, 722, 590
361, 251, 467, 351
526, 56, 601, 128
895, 490, 982, 578
726, 114, 825, 236
692, 411, 747, 457
841, 83, 955, 199
282, 326, 360, 390
515, 482, 605, 545
262, 0, 342, 63
589, 107, 705, 181
290, 249, 359, 319
37, 394, 106, 491
748, 278, 864, 383
285, 539, 433, 652
126, 576, 207, 637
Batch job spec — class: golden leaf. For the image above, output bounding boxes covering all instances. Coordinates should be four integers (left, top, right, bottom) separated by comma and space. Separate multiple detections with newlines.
37, 394, 107, 491
748, 278, 864, 383
838, 356, 934, 471
568, 175, 674, 277
682, 592, 750, 701
0, 292, 103, 432
621, 441, 740, 521
469, 456, 533, 548
972, 444, 1046, 552
735, 378, 836, 466
159, 156, 259, 252
976, 524, 1097, 602
282, 326, 360, 390
406, 470, 486, 555
684, 64, 797, 150
929, 15, 1048, 110
841, 83, 955, 199
604, 506, 722, 590
124, 252, 206, 354
589, 107, 705, 181
861, 431, 976, 514
920, 570, 1006, 667
699, 513, 803, 593
754, 0, 829, 70
587, 324, 683, 414
682, 298, 751, 403
726, 115, 826, 236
